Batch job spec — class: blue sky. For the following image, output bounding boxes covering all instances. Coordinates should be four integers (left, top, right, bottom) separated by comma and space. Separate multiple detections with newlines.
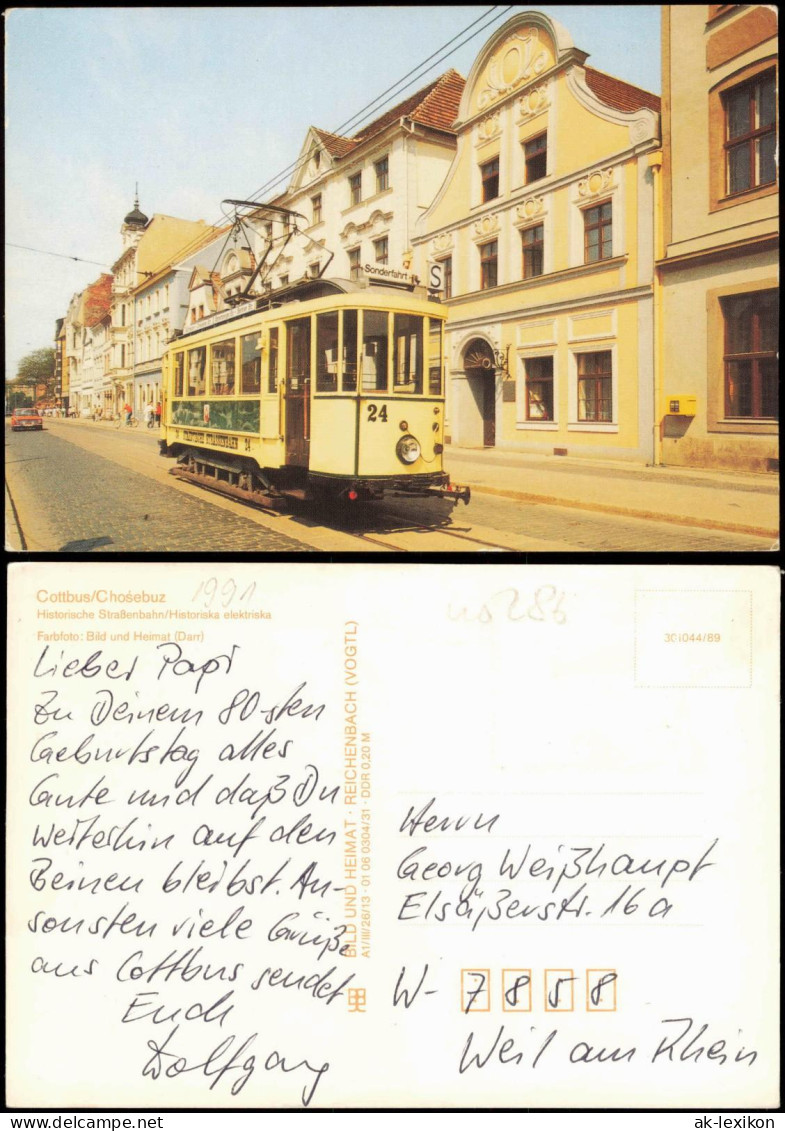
5, 6, 661, 379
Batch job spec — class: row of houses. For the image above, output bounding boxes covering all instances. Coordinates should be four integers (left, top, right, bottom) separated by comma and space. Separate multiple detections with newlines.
57, 6, 778, 471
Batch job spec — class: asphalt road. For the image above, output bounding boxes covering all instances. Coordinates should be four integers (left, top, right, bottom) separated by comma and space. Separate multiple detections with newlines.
5, 420, 773, 553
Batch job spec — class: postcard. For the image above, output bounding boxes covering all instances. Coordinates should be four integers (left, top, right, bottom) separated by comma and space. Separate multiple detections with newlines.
6, 563, 779, 1108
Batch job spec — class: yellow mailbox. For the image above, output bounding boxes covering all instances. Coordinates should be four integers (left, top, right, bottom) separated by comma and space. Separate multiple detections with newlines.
663, 395, 697, 416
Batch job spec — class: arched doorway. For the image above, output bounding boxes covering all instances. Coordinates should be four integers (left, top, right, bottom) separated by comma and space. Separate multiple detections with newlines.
462, 338, 497, 447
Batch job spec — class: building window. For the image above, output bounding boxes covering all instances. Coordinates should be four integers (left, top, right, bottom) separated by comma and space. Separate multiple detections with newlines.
525, 357, 554, 420
349, 172, 362, 206
348, 246, 362, 281
480, 157, 500, 202
521, 224, 544, 278
308, 262, 321, 278
524, 133, 547, 183
120, 344, 126, 368
311, 194, 322, 225
374, 155, 389, 193
723, 71, 776, 195
442, 257, 453, 299
241, 332, 261, 394
264, 222, 273, 241
278, 275, 289, 288
480, 240, 498, 289
373, 236, 389, 264
164, 284, 169, 308
120, 305, 126, 327
721, 291, 778, 418
584, 201, 613, 263
577, 351, 613, 422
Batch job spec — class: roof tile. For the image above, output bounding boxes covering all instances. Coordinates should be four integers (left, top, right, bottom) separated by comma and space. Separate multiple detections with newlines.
584, 66, 661, 113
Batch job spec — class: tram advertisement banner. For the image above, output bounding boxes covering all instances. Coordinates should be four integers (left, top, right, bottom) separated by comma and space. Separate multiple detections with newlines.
6, 563, 779, 1109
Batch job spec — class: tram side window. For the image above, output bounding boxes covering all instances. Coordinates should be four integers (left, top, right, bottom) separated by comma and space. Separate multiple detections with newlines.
342, 310, 358, 391
173, 352, 184, 396
428, 320, 443, 395
393, 313, 423, 394
362, 310, 388, 391
316, 312, 339, 392
268, 328, 279, 393
187, 347, 206, 396
241, 332, 261, 394
287, 318, 311, 392
211, 339, 235, 395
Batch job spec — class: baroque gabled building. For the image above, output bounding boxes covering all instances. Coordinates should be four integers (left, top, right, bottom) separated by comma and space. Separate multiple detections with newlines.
413, 11, 661, 460
658, 4, 778, 471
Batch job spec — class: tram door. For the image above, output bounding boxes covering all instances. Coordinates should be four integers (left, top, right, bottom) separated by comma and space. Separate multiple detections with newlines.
285, 318, 311, 466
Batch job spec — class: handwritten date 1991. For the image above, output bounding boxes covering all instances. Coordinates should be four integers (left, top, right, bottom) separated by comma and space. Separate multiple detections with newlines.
448, 586, 566, 626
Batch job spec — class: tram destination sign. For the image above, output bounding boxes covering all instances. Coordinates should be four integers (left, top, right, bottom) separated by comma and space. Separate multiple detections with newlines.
364, 264, 420, 287
181, 298, 258, 336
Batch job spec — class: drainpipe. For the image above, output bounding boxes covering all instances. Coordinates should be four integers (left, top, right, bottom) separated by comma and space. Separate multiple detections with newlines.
648, 149, 664, 467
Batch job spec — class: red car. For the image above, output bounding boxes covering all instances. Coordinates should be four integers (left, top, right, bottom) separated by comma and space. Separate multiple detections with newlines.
10, 408, 43, 431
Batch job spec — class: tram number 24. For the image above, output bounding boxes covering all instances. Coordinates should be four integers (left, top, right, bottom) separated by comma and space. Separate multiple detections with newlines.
367, 404, 388, 423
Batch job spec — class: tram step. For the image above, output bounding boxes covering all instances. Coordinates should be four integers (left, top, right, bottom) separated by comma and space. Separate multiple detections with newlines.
278, 488, 308, 501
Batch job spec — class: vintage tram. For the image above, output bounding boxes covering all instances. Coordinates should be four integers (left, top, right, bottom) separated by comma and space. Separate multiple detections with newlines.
158, 277, 469, 509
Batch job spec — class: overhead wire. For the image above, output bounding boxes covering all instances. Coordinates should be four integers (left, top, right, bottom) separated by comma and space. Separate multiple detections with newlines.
141, 4, 514, 275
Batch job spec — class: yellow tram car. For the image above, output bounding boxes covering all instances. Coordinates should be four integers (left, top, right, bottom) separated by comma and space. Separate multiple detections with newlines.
159, 277, 469, 509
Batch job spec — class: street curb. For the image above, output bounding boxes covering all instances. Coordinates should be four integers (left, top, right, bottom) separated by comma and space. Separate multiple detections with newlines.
467, 484, 779, 540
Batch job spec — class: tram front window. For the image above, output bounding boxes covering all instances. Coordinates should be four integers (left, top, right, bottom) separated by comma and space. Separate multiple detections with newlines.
393, 313, 423, 394
173, 352, 184, 396
362, 309, 388, 392
428, 320, 443, 395
316, 312, 339, 392
342, 310, 358, 392
287, 318, 311, 391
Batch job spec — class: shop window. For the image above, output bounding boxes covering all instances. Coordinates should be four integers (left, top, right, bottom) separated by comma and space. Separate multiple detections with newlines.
374, 237, 389, 265
349, 172, 362, 206
241, 332, 261, 394
524, 134, 547, 183
481, 157, 500, 202
480, 240, 498, 289
362, 309, 388, 391
584, 201, 613, 263
187, 347, 206, 397
267, 327, 279, 393
521, 224, 544, 278
525, 357, 553, 420
577, 351, 612, 422
375, 155, 389, 193
723, 71, 776, 195
342, 310, 358, 392
721, 290, 778, 418
348, 246, 362, 281
393, 313, 423, 394
316, 311, 339, 392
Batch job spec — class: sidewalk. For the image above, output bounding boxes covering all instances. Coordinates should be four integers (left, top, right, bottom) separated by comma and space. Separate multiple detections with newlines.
444, 446, 779, 539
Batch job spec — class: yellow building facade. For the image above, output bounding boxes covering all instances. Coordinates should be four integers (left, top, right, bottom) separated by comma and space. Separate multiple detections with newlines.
659, 5, 778, 472
414, 11, 661, 460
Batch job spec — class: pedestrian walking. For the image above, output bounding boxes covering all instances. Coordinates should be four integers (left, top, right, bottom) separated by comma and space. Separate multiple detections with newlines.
155, 401, 162, 427
144, 402, 154, 428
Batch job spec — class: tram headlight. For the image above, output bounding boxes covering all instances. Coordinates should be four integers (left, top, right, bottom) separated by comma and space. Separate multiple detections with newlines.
396, 434, 421, 464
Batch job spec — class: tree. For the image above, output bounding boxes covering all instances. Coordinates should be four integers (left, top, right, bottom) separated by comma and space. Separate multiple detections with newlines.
16, 348, 56, 389
7, 347, 57, 406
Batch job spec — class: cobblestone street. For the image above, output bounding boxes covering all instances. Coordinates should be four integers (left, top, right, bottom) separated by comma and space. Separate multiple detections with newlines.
6, 425, 312, 552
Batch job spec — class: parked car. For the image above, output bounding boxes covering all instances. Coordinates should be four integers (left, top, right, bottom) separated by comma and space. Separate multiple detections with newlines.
10, 408, 43, 431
